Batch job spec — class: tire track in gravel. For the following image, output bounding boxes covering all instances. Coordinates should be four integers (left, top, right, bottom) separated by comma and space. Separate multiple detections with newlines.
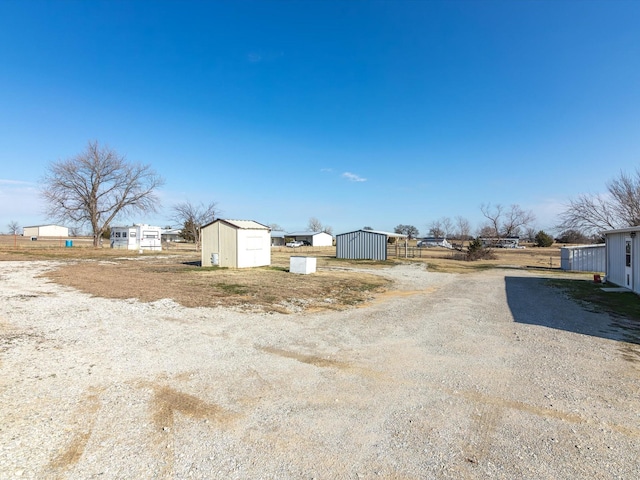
46, 388, 102, 478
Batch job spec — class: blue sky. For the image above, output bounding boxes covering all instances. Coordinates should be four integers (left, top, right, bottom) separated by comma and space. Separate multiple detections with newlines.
1, 0, 639, 235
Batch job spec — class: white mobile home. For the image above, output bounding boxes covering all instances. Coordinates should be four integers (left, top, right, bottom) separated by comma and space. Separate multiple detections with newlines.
604, 227, 640, 292
22, 224, 69, 238
201, 219, 270, 268
110, 224, 162, 251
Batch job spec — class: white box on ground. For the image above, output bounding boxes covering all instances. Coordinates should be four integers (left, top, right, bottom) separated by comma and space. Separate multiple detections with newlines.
290, 256, 317, 274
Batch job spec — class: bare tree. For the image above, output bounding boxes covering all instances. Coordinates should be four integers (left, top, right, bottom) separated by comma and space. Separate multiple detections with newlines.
480, 203, 535, 238
558, 170, 640, 234
454, 216, 471, 240
524, 226, 538, 243
268, 223, 284, 231
477, 224, 497, 238
308, 217, 323, 232
428, 219, 445, 238
308, 217, 333, 235
171, 201, 218, 250
394, 224, 419, 239
7, 220, 20, 235
41, 141, 164, 247
428, 216, 453, 238
441, 217, 453, 237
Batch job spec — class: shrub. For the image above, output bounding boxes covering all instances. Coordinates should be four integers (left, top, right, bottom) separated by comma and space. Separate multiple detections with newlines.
466, 237, 496, 261
535, 230, 554, 247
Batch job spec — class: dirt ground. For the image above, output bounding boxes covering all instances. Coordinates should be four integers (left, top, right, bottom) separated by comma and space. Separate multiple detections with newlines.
0, 234, 565, 313
1, 252, 639, 479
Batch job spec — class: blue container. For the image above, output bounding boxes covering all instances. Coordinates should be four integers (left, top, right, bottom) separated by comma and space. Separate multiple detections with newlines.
65, 240, 73, 247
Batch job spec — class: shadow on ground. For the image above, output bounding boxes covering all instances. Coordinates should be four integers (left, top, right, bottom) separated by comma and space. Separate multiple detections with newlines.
505, 276, 640, 346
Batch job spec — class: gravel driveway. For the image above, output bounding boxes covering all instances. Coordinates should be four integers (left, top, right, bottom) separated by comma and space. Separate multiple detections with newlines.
1, 261, 639, 479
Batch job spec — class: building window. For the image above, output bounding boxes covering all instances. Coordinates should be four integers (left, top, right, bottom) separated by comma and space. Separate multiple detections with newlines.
626, 240, 632, 267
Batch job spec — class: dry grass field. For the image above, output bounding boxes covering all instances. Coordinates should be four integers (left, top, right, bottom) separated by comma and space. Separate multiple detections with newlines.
0, 234, 566, 313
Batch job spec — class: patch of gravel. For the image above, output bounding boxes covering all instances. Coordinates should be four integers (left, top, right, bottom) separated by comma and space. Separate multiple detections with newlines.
1, 261, 639, 479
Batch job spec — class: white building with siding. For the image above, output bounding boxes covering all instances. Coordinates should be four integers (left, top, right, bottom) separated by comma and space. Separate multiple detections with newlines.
286, 231, 334, 247
110, 224, 162, 251
560, 244, 605, 272
336, 229, 406, 261
201, 219, 270, 268
22, 224, 69, 238
604, 227, 640, 292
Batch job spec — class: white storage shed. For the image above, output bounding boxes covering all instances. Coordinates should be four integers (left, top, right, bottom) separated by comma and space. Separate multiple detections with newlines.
286, 231, 334, 247
604, 227, 640, 292
110, 224, 162, 251
22, 224, 69, 238
201, 219, 271, 268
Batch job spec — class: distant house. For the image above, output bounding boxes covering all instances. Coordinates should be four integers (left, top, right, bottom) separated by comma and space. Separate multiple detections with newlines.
336, 229, 406, 261
110, 224, 162, 251
22, 224, 69, 238
271, 230, 286, 247
201, 219, 270, 268
418, 237, 452, 249
161, 228, 184, 243
286, 231, 334, 247
603, 227, 640, 292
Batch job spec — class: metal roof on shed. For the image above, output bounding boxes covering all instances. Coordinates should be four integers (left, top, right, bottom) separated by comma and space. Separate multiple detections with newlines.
603, 226, 640, 235
336, 229, 407, 238
287, 231, 332, 237
202, 219, 269, 230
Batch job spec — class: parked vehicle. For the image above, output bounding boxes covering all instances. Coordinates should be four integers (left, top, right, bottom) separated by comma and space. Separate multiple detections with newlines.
286, 241, 303, 248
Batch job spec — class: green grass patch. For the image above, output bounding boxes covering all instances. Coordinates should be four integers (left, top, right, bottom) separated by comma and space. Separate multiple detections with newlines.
214, 283, 250, 295
193, 266, 228, 272
547, 279, 640, 321
261, 266, 288, 272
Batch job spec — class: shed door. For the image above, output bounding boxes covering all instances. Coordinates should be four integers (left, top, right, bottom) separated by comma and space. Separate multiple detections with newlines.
625, 237, 633, 289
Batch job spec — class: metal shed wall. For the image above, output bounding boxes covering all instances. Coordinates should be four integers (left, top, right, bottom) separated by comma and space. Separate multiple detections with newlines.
237, 228, 270, 268
606, 233, 626, 287
604, 230, 640, 293
336, 230, 388, 261
202, 221, 238, 267
560, 245, 605, 272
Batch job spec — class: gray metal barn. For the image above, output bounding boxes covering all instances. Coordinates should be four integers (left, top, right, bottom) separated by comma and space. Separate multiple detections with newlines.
560, 244, 605, 272
335, 229, 406, 261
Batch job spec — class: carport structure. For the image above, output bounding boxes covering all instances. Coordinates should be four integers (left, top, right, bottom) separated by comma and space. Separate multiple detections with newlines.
336, 229, 407, 261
